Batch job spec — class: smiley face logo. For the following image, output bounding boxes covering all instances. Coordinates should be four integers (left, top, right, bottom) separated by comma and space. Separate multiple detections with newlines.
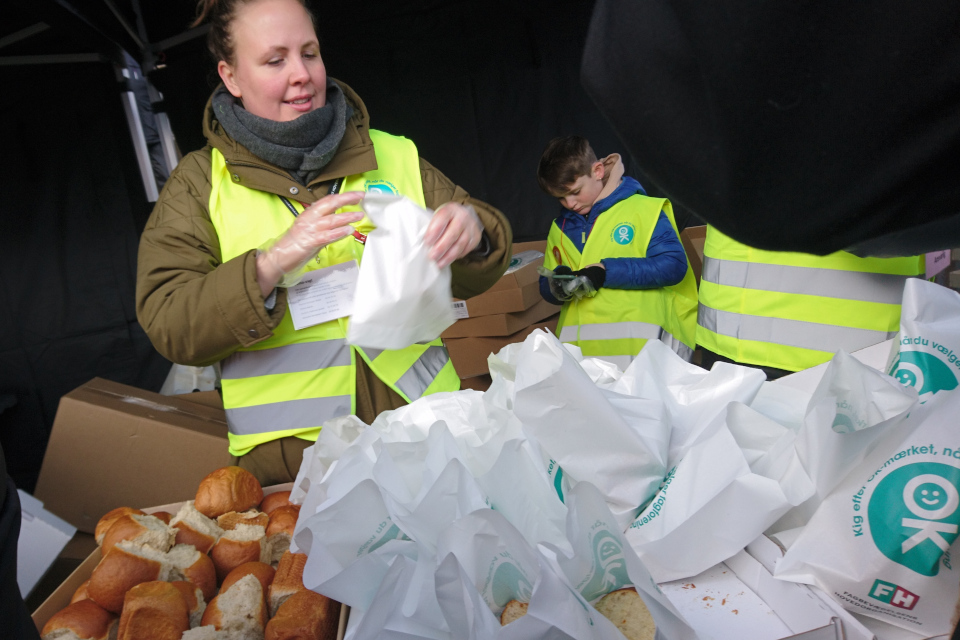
905, 476, 959, 520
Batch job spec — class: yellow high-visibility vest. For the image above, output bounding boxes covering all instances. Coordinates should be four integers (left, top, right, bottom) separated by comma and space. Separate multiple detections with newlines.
209, 130, 460, 456
696, 226, 924, 372
543, 196, 698, 370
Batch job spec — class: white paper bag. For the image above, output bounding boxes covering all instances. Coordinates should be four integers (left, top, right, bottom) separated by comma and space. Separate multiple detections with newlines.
775, 390, 960, 635
347, 193, 455, 349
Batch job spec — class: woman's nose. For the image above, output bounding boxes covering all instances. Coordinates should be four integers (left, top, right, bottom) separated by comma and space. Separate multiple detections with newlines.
289, 57, 310, 83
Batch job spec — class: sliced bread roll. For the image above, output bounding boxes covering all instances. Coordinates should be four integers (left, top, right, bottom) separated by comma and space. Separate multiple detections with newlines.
268, 552, 307, 617
151, 511, 173, 524
195, 467, 263, 519
101, 514, 176, 555
264, 505, 299, 564
170, 501, 224, 554
117, 581, 189, 640
221, 562, 276, 604
499, 599, 528, 625
70, 579, 91, 604
217, 509, 269, 531
258, 491, 292, 516
265, 589, 340, 640
594, 588, 656, 640
41, 599, 118, 640
165, 544, 218, 603
210, 524, 268, 583
95, 507, 145, 546
181, 627, 231, 640
170, 580, 207, 629
200, 573, 268, 640
87, 543, 166, 613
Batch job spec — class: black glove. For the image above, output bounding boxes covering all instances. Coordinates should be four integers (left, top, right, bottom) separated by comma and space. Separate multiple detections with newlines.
548, 265, 575, 301
574, 265, 606, 290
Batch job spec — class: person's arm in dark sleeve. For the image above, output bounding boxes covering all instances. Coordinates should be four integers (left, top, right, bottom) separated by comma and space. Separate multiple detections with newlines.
602, 212, 688, 289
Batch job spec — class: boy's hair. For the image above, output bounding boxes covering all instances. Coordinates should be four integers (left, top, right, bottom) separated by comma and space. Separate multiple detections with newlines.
537, 136, 599, 195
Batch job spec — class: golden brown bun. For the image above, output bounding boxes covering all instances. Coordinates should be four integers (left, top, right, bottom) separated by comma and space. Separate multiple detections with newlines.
221, 562, 276, 599
95, 507, 145, 545
265, 505, 299, 538
201, 574, 268, 635
87, 545, 164, 614
152, 511, 173, 524
118, 581, 189, 640
171, 502, 223, 554
101, 514, 176, 555
265, 589, 340, 640
210, 525, 266, 583
170, 580, 207, 629
175, 546, 218, 603
594, 588, 656, 640
173, 521, 219, 554
268, 552, 307, 617
258, 491, 292, 515
195, 467, 263, 519
217, 510, 269, 531
500, 599, 528, 626
41, 599, 117, 639
70, 578, 91, 604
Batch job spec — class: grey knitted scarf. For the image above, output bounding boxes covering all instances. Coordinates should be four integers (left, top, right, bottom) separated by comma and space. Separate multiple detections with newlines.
212, 79, 352, 185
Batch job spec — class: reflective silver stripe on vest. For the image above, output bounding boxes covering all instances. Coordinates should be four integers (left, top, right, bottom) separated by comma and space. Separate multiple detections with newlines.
660, 331, 694, 362
361, 347, 385, 361
702, 257, 914, 304
221, 340, 352, 380
558, 325, 579, 342
575, 321, 663, 342
225, 395, 352, 436
394, 345, 450, 401
593, 354, 634, 371
698, 303, 896, 354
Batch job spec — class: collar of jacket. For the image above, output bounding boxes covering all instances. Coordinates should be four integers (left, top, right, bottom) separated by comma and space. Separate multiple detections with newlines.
201, 78, 380, 201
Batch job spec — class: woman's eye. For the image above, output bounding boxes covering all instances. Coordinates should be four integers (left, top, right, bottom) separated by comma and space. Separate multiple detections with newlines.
303, 51, 317, 59
267, 58, 282, 66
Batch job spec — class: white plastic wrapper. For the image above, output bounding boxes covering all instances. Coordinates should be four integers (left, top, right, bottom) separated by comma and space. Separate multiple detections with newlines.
775, 390, 960, 635
888, 278, 960, 402
347, 193, 455, 349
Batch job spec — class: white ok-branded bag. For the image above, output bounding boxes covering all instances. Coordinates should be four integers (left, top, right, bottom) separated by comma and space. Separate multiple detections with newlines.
888, 278, 960, 402
775, 389, 960, 635
347, 192, 455, 349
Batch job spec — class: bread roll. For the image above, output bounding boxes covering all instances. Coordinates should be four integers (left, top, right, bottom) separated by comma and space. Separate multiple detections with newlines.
117, 581, 189, 640
41, 599, 117, 640
264, 505, 299, 564
268, 551, 307, 617
258, 491, 292, 516
101, 514, 176, 555
265, 589, 340, 640
166, 544, 218, 603
200, 574, 267, 640
170, 501, 223, 554
95, 507, 145, 545
195, 467, 263, 519
170, 580, 207, 629
594, 588, 656, 640
87, 543, 166, 613
217, 509, 269, 531
70, 579, 91, 604
499, 599, 528, 625
181, 627, 230, 640
221, 562, 275, 602
210, 524, 268, 583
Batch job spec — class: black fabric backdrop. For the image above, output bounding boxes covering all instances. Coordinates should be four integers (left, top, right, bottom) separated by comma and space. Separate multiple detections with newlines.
2, 0, 687, 491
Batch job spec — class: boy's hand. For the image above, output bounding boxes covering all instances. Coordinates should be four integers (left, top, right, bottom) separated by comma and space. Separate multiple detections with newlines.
424, 202, 483, 268
574, 264, 606, 290
548, 265, 575, 301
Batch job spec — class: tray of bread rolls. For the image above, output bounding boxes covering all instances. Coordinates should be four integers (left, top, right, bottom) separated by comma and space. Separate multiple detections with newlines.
32, 466, 348, 640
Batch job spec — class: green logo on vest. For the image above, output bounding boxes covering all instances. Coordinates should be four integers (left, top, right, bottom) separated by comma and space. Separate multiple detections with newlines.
364, 179, 398, 195
577, 528, 631, 602
867, 462, 960, 576
612, 223, 635, 245
891, 349, 959, 401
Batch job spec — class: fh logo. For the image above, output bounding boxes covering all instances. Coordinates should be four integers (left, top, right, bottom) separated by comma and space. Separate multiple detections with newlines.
868, 579, 919, 610
868, 462, 960, 576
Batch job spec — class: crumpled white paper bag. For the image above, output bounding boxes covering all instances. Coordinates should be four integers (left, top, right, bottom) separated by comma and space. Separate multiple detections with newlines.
510, 330, 670, 530
347, 192, 455, 349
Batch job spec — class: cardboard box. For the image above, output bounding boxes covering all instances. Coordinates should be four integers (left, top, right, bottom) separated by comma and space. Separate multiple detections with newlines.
442, 298, 559, 339
446, 315, 560, 378
34, 378, 232, 535
176, 389, 224, 410
453, 280, 542, 319
483, 240, 547, 294
680, 225, 706, 286
31, 484, 351, 640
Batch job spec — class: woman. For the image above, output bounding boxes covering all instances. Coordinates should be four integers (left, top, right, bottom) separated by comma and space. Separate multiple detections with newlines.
136, 0, 512, 484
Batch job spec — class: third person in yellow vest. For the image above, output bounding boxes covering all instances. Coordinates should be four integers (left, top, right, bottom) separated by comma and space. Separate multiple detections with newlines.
697, 226, 924, 379
536, 136, 698, 370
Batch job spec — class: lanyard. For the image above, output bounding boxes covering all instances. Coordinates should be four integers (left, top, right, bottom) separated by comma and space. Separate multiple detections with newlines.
558, 213, 597, 266
277, 178, 344, 218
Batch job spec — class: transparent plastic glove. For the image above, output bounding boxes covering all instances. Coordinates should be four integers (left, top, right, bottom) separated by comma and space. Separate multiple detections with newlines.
566, 274, 599, 299
538, 265, 575, 301
424, 202, 483, 268
256, 191, 365, 291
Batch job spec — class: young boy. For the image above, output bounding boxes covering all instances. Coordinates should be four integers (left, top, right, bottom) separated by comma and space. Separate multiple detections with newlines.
537, 136, 698, 368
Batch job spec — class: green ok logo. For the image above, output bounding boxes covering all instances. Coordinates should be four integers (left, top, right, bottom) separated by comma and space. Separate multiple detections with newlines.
868, 462, 960, 576
890, 351, 958, 401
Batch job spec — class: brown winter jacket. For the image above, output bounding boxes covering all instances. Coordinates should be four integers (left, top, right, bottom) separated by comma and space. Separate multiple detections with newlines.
136, 81, 512, 420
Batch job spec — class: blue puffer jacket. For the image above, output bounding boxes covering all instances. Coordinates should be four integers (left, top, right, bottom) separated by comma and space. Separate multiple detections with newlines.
540, 177, 689, 304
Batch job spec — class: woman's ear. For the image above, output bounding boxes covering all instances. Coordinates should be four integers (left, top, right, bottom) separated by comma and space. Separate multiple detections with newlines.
218, 60, 242, 98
